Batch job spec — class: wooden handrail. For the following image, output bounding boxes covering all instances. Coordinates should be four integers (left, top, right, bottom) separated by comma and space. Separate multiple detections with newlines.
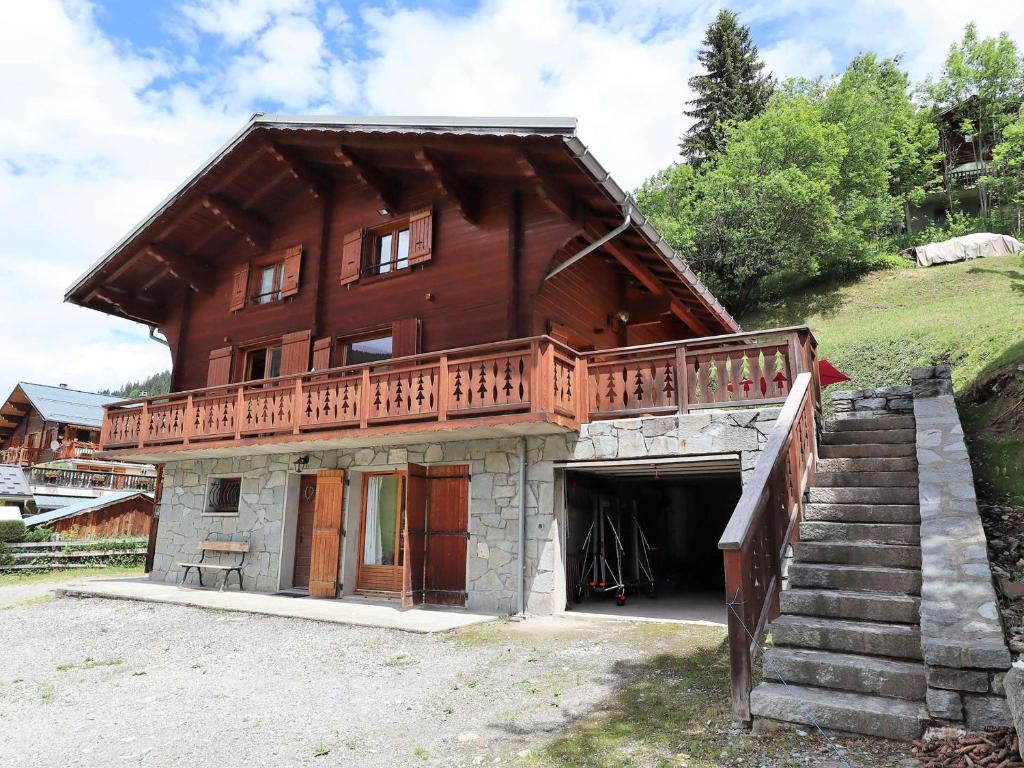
717, 372, 817, 722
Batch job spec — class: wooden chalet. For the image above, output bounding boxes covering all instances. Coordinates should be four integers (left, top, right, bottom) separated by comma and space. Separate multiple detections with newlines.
66, 116, 822, 722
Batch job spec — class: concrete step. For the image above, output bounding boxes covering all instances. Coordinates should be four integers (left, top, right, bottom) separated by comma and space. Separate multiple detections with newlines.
821, 428, 916, 445
800, 521, 919, 545
762, 647, 926, 700
824, 415, 915, 432
769, 614, 922, 659
816, 457, 918, 473
788, 562, 921, 595
804, 502, 920, 524
808, 486, 918, 505
793, 541, 921, 568
814, 470, 917, 487
818, 443, 917, 459
750, 682, 928, 741
780, 588, 920, 624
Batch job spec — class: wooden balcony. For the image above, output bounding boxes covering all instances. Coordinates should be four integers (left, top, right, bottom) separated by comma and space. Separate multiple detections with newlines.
54, 439, 99, 460
0, 445, 40, 466
99, 328, 818, 458
27, 467, 157, 493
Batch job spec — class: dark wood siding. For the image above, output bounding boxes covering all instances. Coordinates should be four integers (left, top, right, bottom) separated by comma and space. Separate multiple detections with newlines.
50, 497, 154, 539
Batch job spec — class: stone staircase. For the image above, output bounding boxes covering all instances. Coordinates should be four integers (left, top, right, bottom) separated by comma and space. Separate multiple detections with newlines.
749, 414, 931, 741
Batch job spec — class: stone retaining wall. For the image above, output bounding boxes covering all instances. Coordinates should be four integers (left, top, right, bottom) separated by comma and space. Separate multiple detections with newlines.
831, 385, 913, 420
913, 364, 1013, 727
152, 407, 780, 615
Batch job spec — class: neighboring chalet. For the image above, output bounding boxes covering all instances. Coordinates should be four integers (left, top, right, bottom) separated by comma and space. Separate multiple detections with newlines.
0, 465, 32, 517
23, 490, 154, 539
0, 383, 157, 513
67, 115, 829, 726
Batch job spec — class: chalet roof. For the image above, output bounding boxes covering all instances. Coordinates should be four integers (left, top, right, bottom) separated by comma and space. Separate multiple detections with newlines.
0, 465, 32, 500
1, 383, 121, 429
65, 115, 738, 335
23, 490, 153, 528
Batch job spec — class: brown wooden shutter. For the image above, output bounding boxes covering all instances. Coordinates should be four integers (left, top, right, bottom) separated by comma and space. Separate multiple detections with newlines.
280, 245, 302, 298
280, 330, 312, 376
207, 345, 234, 387
408, 207, 433, 265
229, 265, 249, 311
312, 337, 333, 370
309, 469, 345, 598
402, 463, 428, 607
391, 318, 421, 358
339, 229, 363, 286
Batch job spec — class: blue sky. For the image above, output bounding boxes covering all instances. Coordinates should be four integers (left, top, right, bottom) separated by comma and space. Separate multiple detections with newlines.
2, 0, 1024, 398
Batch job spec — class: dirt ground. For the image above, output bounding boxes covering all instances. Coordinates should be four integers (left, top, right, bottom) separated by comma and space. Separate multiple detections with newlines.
0, 589, 916, 768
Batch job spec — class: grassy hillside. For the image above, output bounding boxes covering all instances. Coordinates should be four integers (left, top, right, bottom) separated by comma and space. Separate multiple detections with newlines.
741, 254, 1024, 503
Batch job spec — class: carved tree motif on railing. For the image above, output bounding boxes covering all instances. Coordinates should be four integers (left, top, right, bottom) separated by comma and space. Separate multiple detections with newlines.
147, 403, 187, 442
551, 355, 576, 415
367, 366, 439, 422
689, 343, 791, 406
587, 353, 677, 415
301, 377, 361, 428
193, 395, 236, 438
242, 388, 294, 434
107, 410, 141, 445
447, 354, 529, 413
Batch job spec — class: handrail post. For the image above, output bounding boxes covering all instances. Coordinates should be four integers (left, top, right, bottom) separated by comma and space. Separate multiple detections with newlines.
676, 344, 689, 414
183, 395, 193, 445
575, 352, 588, 425
723, 548, 752, 721
234, 386, 244, 440
138, 401, 149, 449
293, 376, 303, 434
100, 406, 111, 449
359, 367, 370, 428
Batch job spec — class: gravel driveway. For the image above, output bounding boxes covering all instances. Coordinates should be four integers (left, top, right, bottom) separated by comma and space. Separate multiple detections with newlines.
0, 594, 684, 767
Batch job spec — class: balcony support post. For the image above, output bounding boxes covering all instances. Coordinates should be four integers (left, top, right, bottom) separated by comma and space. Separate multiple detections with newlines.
183, 395, 193, 446
138, 401, 149, 450
676, 345, 689, 415
359, 368, 371, 429
293, 377, 303, 434
437, 356, 449, 422
235, 387, 244, 440
575, 354, 588, 425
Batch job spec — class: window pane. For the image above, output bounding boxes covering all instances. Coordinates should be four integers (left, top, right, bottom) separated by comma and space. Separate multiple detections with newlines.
346, 334, 393, 366
395, 228, 410, 269
376, 233, 393, 274
363, 475, 399, 566
247, 349, 267, 380
258, 266, 276, 303
267, 346, 282, 378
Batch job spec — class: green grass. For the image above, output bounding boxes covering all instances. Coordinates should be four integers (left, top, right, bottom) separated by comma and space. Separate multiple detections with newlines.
0, 565, 144, 588
742, 253, 1024, 504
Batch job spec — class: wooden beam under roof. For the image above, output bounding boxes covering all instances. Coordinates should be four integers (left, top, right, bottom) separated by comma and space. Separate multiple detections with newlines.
147, 244, 212, 293
414, 147, 480, 224
515, 151, 577, 224
335, 145, 400, 211
202, 195, 270, 250
266, 142, 326, 200
0, 418, 19, 431
94, 289, 165, 325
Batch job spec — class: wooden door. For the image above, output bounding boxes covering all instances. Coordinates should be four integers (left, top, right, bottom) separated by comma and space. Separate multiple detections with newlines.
356, 472, 406, 594
291, 474, 318, 590
402, 463, 428, 607
309, 469, 344, 598
423, 465, 470, 606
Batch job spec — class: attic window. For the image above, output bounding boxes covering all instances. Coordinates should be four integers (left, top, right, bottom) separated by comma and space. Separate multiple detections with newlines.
367, 224, 410, 276
255, 262, 284, 304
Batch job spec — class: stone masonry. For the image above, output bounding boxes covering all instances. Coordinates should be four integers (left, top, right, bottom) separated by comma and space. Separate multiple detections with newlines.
152, 407, 779, 615
913, 364, 1013, 728
832, 384, 914, 420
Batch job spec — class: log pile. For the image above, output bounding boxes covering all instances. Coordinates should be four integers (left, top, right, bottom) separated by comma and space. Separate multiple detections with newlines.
915, 727, 1022, 767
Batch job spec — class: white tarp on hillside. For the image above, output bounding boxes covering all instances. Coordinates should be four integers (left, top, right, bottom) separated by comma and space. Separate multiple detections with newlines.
911, 232, 1024, 267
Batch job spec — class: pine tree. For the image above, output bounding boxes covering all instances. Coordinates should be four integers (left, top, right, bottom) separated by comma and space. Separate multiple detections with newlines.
681, 9, 774, 166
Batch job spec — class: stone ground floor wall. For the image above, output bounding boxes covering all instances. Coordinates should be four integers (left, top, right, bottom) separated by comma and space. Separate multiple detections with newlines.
152, 407, 779, 615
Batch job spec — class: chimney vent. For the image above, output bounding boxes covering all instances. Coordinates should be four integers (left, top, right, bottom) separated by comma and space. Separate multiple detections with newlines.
59, 383, 68, 388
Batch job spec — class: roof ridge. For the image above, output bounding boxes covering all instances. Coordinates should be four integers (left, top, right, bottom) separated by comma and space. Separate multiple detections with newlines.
19, 382, 120, 398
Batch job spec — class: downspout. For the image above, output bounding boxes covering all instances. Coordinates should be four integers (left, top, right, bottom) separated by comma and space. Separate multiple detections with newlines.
543, 205, 632, 282
516, 436, 527, 616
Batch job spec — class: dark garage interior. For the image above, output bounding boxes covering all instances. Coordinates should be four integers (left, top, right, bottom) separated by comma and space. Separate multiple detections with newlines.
564, 463, 742, 623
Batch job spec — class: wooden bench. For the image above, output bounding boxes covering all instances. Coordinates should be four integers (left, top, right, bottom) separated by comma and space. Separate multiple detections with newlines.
178, 538, 249, 590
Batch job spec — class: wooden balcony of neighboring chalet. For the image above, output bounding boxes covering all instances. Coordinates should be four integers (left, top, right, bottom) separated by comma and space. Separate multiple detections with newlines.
27, 467, 157, 494
98, 328, 818, 460
0, 445, 40, 466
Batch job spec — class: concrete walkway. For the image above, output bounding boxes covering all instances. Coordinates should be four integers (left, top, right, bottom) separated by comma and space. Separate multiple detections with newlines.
57, 577, 498, 633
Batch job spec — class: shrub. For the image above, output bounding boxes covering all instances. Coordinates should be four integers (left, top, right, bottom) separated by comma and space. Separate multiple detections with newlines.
0, 519, 26, 544
23, 525, 53, 543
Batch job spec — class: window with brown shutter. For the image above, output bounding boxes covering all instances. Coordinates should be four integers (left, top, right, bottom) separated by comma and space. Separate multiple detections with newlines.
207, 345, 234, 387
280, 330, 312, 376
340, 229, 363, 286
407, 207, 433, 265
280, 245, 302, 297
312, 337, 333, 371
229, 266, 249, 312
391, 318, 421, 358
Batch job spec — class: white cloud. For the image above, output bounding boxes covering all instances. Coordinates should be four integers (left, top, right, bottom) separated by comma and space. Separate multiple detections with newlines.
2, 0, 1024, 402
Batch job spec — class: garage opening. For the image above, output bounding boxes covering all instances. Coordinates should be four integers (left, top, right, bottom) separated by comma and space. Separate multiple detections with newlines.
562, 456, 742, 624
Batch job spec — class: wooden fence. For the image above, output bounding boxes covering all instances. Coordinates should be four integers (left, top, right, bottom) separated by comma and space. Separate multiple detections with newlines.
1, 538, 148, 571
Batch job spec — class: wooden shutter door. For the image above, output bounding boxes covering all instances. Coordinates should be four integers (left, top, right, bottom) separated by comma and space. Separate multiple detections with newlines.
339, 229, 363, 285
424, 465, 469, 606
207, 346, 234, 387
312, 337, 333, 371
280, 245, 303, 297
391, 318, 421, 358
280, 330, 312, 376
402, 463, 428, 608
229, 265, 249, 311
408, 207, 433, 265
309, 469, 345, 598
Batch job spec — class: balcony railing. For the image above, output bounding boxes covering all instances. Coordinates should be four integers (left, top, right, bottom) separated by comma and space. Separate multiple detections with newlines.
54, 439, 99, 460
100, 328, 818, 452
27, 467, 157, 493
0, 446, 40, 466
